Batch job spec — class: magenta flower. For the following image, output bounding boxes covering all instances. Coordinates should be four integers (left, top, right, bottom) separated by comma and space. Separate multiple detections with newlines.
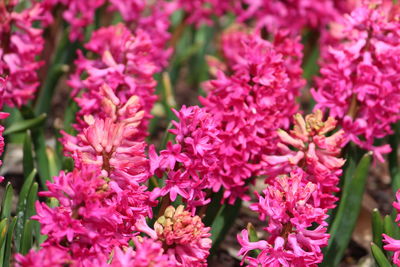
312, 0, 400, 162
238, 169, 329, 266
150, 105, 221, 211
15, 245, 72, 267
0, 0, 47, 107
200, 28, 304, 202
262, 110, 346, 210
111, 238, 177, 267
0, 77, 9, 183
68, 25, 158, 136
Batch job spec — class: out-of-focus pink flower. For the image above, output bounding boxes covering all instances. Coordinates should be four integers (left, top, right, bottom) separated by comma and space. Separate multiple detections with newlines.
238, 169, 329, 266
154, 205, 212, 266
200, 28, 304, 202
312, 0, 400, 162
111, 238, 177, 267
263, 110, 346, 210
150, 105, 221, 211
68, 25, 158, 137
0, 1, 46, 107
0, 77, 8, 183
15, 246, 72, 267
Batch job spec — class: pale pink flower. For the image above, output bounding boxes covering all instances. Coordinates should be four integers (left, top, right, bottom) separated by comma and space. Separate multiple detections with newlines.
154, 205, 212, 266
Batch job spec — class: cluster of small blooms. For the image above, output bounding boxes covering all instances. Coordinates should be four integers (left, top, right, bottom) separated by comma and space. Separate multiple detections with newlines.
0, 0, 49, 107
0, 77, 9, 183
312, 0, 400, 162
199, 28, 304, 202
262, 110, 346, 210
238, 169, 329, 266
238, 112, 345, 266
175, 0, 348, 33
68, 24, 158, 137
383, 191, 400, 266
42, 0, 174, 62
150, 105, 222, 211
145, 205, 212, 266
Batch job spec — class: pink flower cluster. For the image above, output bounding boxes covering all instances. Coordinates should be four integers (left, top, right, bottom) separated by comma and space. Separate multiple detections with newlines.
312, 0, 400, 162
150, 105, 222, 211
199, 28, 304, 202
383, 191, 400, 266
44, 0, 174, 45
175, 0, 349, 33
262, 110, 346, 210
0, 0, 49, 107
238, 111, 345, 266
68, 24, 158, 137
0, 77, 9, 183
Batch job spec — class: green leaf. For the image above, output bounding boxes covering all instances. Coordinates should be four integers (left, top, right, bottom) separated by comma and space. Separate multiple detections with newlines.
1, 183, 14, 220
321, 152, 372, 267
389, 122, 400, 193
20, 220, 33, 255
20, 107, 50, 188
3, 114, 46, 136
0, 218, 8, 248
210, 198, 242, 254
2, 217, 17, 267
371, 242, 392, 267
247, 222, 261, 257
23, 131, 34, 178
372, 209, 384, 249
203, 190, 223, 227
25, 182, 38, 222
46, 147, 60, 179
14, 170, 36, 252
34, 30, 79, 116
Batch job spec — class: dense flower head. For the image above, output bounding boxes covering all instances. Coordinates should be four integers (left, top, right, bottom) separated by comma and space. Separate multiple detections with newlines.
238, 169, 329, 267
312, 0, 400, 162
262, 110, 346, 210
30, 166, 153, 263
0, 77, 9, 183
62, 85, 149, 184
200, 28, 304, 202
0, 0, 47, 107
154, 205, 212, 266
69, 24, 158, 136
111, 238, 177, 267
150, 105, 222, 210
15, 245, 73, 267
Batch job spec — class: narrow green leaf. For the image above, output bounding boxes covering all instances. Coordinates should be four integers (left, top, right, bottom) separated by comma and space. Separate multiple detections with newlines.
384, 215, 396, 239
2, 217, 17, 267
34, 30, 79, 115
389, 122, 400, 193
23, 131, 34, 178
46, 147, 60, 179
3, 114, 47, 136
371, 242, 392, 267
203, 190, 223, 227
14, 170, 36, 252
321, 152, 372, 267
20, 220, 33, 255
1, 183, 14, 220
25, 182, 38, 222
210, 199, 242, 254
20, 108, 50, 188
372, 209, 384, 249
0, 218, 8, 248
247, 223, 261, 257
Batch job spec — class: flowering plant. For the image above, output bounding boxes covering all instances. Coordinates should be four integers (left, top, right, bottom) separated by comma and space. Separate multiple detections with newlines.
0, 0, 399, 266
